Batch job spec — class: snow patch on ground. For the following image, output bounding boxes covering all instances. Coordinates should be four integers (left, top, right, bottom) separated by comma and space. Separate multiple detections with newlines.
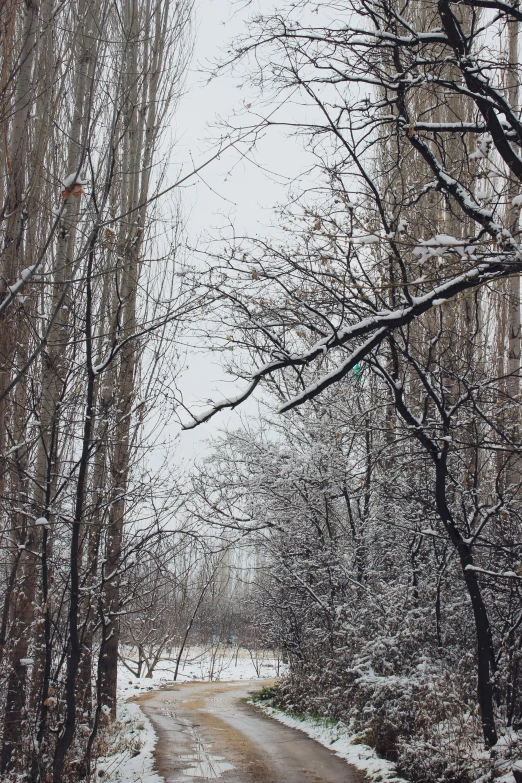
99, 647, 282, 783
255, 702, 407, 783
96, 700, 162, 783
118, 644, 283, 696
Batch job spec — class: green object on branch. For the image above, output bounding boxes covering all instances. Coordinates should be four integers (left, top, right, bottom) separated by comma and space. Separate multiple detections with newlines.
352, 363, 363, 381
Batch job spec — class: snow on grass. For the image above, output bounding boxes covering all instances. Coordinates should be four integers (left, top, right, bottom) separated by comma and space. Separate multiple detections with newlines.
96, 700, 162, 783
100, 647, 283, 783
254, 701, 407, 783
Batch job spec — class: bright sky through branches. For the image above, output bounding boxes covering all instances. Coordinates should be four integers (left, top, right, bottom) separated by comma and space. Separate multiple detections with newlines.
173, 0, 316, 457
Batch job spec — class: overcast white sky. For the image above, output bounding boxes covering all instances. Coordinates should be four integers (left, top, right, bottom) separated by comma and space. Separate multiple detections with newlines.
170, 0, 316, 460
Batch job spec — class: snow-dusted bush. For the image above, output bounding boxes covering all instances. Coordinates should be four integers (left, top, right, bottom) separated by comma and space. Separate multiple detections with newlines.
198, 397, 522, 783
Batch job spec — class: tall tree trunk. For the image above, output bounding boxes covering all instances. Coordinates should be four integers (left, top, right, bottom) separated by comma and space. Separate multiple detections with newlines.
435, 455, 498, 748
99, 0, 168, 715
506, 14, 521, 491
0, 1, 39, 772
52, 239, 97, 783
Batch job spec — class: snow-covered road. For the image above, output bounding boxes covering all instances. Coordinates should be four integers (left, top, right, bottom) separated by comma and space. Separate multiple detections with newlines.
137, 680, 366, 783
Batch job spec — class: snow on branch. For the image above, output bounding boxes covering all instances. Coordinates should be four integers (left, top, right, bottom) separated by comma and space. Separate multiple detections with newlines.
185, 258, 518, 428
182, 380, 260, 430
278, 329, 387, 413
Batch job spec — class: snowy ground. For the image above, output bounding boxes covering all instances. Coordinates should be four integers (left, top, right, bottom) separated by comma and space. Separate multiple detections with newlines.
95, 699, 163, 783
97, 646, 282, 783
254, 701, 408, 783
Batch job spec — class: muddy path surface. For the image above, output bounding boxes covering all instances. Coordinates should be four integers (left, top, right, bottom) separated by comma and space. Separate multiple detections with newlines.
137, 680, 365, 783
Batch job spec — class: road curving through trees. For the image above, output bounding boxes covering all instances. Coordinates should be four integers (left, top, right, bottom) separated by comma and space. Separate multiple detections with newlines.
137, 680, 365, 783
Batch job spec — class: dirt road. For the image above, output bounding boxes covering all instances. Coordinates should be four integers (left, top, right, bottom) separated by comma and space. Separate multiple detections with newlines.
137, 680, 365, 783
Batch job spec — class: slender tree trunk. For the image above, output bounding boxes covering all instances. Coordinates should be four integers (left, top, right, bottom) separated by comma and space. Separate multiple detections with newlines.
0, 1, 39, 772
52, 239, 97, 783
506, 14, 521, 490
99, 0, 163, 714
434, 457, 498, 748
31, 6, 95, 773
